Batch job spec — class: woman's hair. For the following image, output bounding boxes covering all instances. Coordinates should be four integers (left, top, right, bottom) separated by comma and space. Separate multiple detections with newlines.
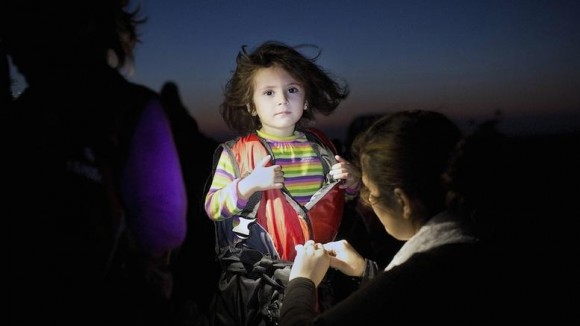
351, 110, 461, 219
220, 40, 350, 135
2, 0, 145, 76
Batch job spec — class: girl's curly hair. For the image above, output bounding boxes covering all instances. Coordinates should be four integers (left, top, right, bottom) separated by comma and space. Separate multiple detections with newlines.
220, 40, 349, 135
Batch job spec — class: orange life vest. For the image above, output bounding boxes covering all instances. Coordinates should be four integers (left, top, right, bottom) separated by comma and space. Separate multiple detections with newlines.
214, 129, 345, 260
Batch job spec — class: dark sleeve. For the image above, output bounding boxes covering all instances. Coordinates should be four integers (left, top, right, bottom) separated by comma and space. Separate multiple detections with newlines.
280, 269, 400, 326
301, 244, 488, 325
361, 258, 379, 283
120, 98, 187, 257
279, 277, 318, 326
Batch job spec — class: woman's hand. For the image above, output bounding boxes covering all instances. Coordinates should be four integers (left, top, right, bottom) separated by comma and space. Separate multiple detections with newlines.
323, 239, 366, 277
289, 240, 330, 287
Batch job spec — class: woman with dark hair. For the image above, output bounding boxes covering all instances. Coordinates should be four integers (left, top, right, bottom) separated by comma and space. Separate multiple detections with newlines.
280, 110, 503, 324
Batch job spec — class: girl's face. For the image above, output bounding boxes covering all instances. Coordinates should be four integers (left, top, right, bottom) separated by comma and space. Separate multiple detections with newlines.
251, 65, 306, 137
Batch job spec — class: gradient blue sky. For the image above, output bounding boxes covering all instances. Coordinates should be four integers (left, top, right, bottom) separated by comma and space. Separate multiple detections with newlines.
10, 0, 580, 141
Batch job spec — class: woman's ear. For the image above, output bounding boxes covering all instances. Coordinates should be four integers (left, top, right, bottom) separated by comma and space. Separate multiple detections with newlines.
393, 188, 412, 220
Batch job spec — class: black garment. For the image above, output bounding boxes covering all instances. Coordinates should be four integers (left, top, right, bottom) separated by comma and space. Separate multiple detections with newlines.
280, 242, 504, 325
8, 68, 171, 326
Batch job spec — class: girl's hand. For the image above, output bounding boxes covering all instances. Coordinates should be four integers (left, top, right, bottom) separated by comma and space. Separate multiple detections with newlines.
238, 155, 284, 198
329, 155, 360, 190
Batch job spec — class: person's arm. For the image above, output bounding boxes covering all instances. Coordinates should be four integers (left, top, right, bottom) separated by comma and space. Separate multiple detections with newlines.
280, 255, 417, 325
282, 240, 330, 326
281, 268, 399, 326
205, 153, 284, 221
120, 98, 187, 257
204, 148, 249, 221
279, 277, 318, 326
281, 269, 393, 326
280, 245, 380, 326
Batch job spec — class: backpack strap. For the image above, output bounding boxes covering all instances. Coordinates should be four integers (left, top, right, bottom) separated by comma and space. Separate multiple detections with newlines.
100, 159, 127, 278
301, 128, 339, 184
302, 127, 338, 155
207, 138, 266, 257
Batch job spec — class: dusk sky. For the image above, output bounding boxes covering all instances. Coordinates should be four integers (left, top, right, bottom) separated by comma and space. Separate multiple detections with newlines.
10, 0, 580, 141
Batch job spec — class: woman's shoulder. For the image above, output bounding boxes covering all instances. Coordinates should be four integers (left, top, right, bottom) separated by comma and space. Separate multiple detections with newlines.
383, 242, 485, 284
409, 241, 484, 266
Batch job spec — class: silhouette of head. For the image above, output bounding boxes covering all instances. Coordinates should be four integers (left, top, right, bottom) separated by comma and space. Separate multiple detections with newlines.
161, 81, 199, 132
161, 81, 182, 108
2, 0, 144, 85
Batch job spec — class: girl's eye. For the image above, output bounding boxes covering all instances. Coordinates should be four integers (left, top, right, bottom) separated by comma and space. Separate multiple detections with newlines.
288, 87, 299, 94
264, 90, 273, 96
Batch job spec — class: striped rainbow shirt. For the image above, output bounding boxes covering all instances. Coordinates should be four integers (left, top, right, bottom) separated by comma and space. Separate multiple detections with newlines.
204, 130, 327, 221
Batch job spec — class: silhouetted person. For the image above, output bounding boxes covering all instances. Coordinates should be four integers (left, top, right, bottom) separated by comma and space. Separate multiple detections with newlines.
160, 80, 220, 324
4, 1, 187, 325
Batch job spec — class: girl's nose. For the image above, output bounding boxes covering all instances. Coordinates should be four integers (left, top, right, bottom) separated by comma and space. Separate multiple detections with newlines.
277, 93, 288, 105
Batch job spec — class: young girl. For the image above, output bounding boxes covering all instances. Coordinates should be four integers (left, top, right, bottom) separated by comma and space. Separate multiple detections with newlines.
204, 40, 360, 325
